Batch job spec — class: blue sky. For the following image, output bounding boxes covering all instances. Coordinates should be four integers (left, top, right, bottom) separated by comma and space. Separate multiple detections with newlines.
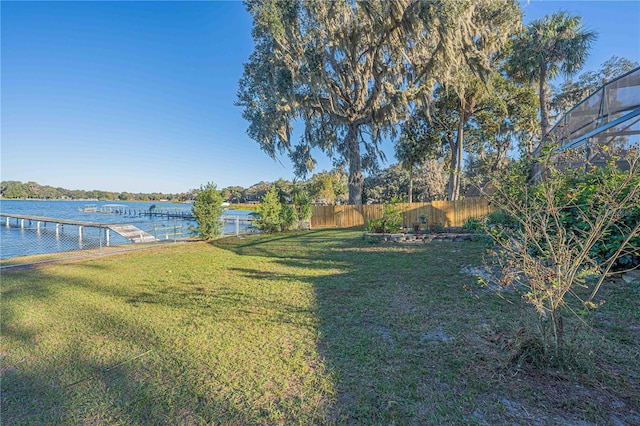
2, 1, 639, 194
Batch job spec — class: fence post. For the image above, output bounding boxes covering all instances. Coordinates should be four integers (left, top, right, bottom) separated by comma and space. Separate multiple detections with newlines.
235, 216, 240, 236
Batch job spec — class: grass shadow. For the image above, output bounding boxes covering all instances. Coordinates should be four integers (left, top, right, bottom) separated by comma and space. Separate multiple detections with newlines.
2, 231, 639, 424
214, 229, 640, 424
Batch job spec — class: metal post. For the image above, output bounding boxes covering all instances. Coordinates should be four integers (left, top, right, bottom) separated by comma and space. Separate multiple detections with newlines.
20, 219, 24, 229
106, 229, 110, 246
5, 217, 9, 227
235, 216, 240, 236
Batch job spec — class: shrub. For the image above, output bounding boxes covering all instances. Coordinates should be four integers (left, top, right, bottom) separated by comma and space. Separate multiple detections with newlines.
280, 203, 297, 231
255, 185, 313, 233
255, 187, 283, 233
367, 202, 403, 233
291, 189, 312, 230
192, 183, 225, 240
485, 152, 640, 365
554, 165, 640, 270
484, 209, 518, 228
428, 223, 445, 233
462, 217, 483, 233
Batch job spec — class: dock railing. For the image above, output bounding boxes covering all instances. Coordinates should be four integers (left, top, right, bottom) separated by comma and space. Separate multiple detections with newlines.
220, 214, 257, 236
0, 211, 260, 266
0, 214, 185, 267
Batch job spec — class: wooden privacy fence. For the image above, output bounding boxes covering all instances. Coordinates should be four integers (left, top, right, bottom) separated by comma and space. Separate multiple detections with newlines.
310, 199, 492, 229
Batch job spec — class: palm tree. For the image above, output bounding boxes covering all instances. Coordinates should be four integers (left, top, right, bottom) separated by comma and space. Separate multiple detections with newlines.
396, 114, 441, 203
508, 11, 597, 144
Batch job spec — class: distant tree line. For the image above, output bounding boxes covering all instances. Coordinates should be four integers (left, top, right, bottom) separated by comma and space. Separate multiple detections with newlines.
0, 169, 350, 205
0, 181, 192, 202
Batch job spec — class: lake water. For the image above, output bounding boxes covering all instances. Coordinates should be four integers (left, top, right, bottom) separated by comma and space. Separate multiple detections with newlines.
0, 200, 254, 259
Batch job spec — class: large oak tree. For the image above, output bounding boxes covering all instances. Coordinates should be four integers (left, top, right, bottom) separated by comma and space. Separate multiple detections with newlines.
237, 0, 521, 204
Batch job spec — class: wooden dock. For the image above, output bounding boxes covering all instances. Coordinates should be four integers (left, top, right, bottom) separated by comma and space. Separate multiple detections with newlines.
139, 210, 194, 219
107, 224, 157, 243
76, 207, 255, 226
76, 205, 195, 220
0, 214, 157, 243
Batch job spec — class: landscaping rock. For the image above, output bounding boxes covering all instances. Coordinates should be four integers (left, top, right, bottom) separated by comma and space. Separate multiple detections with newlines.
363, 232, 482, 244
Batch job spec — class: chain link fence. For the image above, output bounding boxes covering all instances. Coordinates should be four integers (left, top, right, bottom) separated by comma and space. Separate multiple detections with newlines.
0, 214, 258, 269
0, 216, 190, 268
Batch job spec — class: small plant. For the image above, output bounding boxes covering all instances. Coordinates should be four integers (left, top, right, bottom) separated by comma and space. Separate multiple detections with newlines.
484, 209, 518, 228
413, 223, 422, 234
462, 217, 483, 233
367, 202, 403, 233
428, 223, 445, 233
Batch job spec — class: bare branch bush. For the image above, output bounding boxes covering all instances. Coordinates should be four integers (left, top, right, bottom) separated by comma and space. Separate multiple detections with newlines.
484, 149, 640, 365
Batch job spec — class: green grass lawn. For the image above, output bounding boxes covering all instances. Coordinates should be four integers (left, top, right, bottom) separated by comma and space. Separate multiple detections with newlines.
2, 229, 639, 425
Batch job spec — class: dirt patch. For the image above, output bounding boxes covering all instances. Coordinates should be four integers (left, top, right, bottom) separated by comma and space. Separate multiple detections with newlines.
472, 370, 640, 425
420, 327, 453, 343
460, 264, 504, 291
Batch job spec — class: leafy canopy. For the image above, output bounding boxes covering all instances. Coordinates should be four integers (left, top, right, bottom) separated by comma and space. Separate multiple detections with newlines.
507, 11, 597, 141
238, 0, 522, 204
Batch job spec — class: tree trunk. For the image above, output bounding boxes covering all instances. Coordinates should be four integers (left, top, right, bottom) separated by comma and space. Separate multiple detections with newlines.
448, 108, 465, 201
348, 172, 364, 205
550, 307, 564, 363
539, 65, 549, 143
454, 114, 464, 201
346, 127, 363, 205
447, 137, 457, 201
408, 163, 413, 203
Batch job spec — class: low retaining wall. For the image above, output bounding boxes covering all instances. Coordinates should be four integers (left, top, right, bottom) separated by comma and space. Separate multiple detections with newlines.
364, 232, 477, 243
